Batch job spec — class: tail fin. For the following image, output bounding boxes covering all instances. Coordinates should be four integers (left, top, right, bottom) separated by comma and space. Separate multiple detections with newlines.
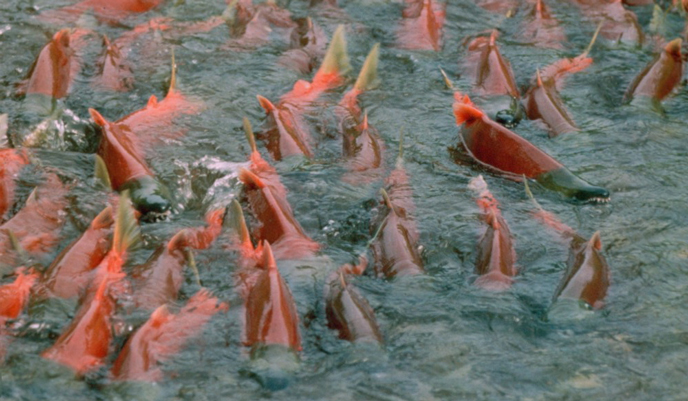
168, 208, 225, 252
474, 271, 513, 291
112, 190, 141, 258
353, 44, 380, 92
316, 25, 351, 78
539, 23, 600, 87
452, 92, 484, 125
94, 154, 112, 190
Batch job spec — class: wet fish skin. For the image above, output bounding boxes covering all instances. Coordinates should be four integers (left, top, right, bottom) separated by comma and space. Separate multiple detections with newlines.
0, 173, 69, 268
453, 92, 610, 203
624, 38, 684, 103
111, 289, 228, 382
554, 232, 610, 309
38, 205, 114, 300
0, 148, 29, 222
131, 210, 224, 310
17, 29, 92, 99
463, 30, 520, 99
325, 257, 383, 343
243, 242, 302, 352
469, 176, 517, 291
90, 109, 172, 216
397, 0, 446, 52
0, 269, 39, 319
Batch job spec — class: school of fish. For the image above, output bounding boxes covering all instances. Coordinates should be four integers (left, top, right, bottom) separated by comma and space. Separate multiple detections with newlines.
0, 0, 684, 393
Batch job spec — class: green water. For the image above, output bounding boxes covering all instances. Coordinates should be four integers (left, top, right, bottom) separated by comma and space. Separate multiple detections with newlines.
1, 0, 687, 399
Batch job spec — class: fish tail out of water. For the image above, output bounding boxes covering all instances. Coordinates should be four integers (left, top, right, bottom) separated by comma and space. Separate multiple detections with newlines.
112, 190, 141, 259
315, 25, 351, 81
353, 43, 380, 93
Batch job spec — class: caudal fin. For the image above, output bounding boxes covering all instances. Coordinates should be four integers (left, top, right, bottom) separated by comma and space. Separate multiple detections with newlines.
316, 25, 351, 80
94, 154, 112, 190
112, 190, 141, 258
353, 44, 380, 93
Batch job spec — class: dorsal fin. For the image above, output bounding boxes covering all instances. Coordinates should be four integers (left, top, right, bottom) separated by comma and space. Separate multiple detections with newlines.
581, 22, 603, 59
489, 30, 498, 47
439, 67, 453, 89
353, 43, 380, 92
665, 38, 682, 57
243, 117, 258, 154
317, 25, 351, 77
361, 111, 369, 130
168, 48, 177, 96
257, 95, 276, 113
228, 199, 252, 248
536, 68, 543, 87
89, 108, 109, 127
589, 231, 602, 251
238, 168, 266, 189
149, 304, 173, 328
263, 241, 277, 271
147, 95, 159, 107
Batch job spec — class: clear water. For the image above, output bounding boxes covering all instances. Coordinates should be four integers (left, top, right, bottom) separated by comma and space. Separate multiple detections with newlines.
1, 0, 687, 400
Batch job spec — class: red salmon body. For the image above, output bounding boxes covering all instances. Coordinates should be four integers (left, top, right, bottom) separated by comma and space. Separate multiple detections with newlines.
112, 289, 227, 382
554, 232, 610, 309
372, 159, 424, 278
0, 149, 29, 222
524, 73, 579, 137
39, 0, 163, 25
463, 31, 520, 98
278, 17, 328, 74
476, 0, 519, 13
0, 269, 39, 319
0, 173, 69, 267
337, 44, 384, 183
468, 176, 517, 291
91, 109, 153, 190
397, 0, 446, 51
243, 243, 302, 351
42, 276, 119, 374
257, 96, 314, 160
624, 38, 684, 102
131, 210, 223, 310
453, 92, 610, 202
521, 0, 566, 49
239, 168, 319, 260
18, 29, 91, 99
93, 36, 134, 92
279, 25, 350, 107
39, 206, 114, 300
580, 0, 644, 44
324, 257, 382, 343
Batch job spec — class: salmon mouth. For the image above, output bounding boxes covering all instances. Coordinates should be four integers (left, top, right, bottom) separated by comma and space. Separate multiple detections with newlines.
569, 187, 611, 204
